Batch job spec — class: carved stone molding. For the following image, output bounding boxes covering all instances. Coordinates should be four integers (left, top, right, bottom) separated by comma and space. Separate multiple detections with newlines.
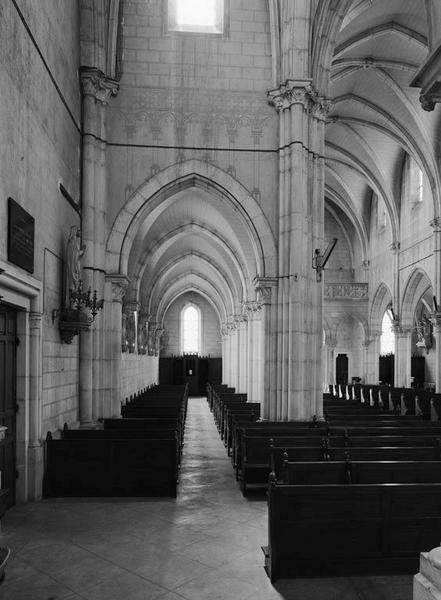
29, 312, 42, 330
430, 311, 441, 331
324, 283, 368, 300
389, 241, 400, 253
430, 217, 441, 230
80, 67, 119, 105
106, 274, 129, 303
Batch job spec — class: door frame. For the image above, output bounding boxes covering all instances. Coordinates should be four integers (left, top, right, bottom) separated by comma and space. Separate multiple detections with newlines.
0, 259, 42, 502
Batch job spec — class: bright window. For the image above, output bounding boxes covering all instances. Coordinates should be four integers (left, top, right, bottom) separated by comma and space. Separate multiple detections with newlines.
168, 0, 224, 34
409, 157, 424, 206
380, 309, 395, 355
181, 304, 201, 354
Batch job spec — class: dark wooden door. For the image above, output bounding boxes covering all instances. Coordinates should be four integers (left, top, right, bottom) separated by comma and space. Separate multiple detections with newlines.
184, 356, 198, 395
336, 353, 348, 386
0, 307, 17, 507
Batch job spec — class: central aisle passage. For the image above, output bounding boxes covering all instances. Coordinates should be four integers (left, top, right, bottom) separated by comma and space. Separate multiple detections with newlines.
0, 397, 412, 599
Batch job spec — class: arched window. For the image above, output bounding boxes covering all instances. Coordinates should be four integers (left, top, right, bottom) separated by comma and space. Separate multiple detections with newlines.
181, 304, 201, 354
168, 0, 225, 34
380, 308, 395, 355
408, 157, 424, 206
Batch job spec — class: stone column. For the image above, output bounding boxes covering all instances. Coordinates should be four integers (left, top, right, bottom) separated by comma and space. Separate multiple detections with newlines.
254, 277, 278, 419
221, 324, 229, 384
104, 274, 129, 417
393, 325, 412, 387
79, 68, 118, 426
28, 311, 43, 500
364, 331, 381, 384
325, 338, 337, 388
243, 300, 263, 403
236, 315, 248, 394
431, 217, 441, 392
430, 312, 441, 392
228, 318, 239, 392
267, 80, 328, 421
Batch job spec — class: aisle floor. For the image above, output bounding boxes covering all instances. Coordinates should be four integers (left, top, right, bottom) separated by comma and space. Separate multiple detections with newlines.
0, 397, 412, 599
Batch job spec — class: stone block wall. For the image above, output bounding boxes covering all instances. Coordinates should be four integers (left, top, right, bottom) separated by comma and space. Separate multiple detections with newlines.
106, 0, 278, 236
162, 291, 221, 357
0, 1, 82, 434
121, 354, 159, 400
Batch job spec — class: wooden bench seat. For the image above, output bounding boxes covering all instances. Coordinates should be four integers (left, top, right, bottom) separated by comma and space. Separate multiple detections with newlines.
264, 482, 441, 581
279, 459, 441, 485
44, 435, 180, 498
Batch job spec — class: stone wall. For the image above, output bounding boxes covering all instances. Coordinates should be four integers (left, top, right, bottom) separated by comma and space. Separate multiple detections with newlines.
162, 292, 221, 357
106, 0, 278, 235
0, 1, 82, 434
121, 354, 159, 400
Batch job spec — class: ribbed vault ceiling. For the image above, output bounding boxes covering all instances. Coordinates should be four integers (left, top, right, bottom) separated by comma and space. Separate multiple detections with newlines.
325, 0, 441, 258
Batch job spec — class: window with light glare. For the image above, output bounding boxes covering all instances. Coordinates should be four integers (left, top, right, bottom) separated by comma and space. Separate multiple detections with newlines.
168, 0, 224, 34
181, 305, 201, 354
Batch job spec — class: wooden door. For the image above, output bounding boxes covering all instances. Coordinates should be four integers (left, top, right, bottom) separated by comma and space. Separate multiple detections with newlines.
336, 353, 348, 386
0, 307, 17, 507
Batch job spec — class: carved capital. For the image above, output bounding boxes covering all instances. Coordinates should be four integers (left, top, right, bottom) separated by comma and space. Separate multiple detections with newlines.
80, 67, 119, 104
242, 300, 263, 320
254, 276, 278, 304
106, 274, 129, 303
389, 241, 400, 254
124, 301, 140, 314
267, 80, 314, 112
311, 96, 333, 121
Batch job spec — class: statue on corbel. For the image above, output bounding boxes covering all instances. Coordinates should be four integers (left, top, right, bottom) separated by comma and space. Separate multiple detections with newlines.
54, 225, 104, 344
415, 314, 433, 353
137, 312, 150, 355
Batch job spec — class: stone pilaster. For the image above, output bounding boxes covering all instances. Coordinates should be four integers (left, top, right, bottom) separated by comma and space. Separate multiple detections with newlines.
363, 331, 381, 385
80, 67, 119, 424
104, 274, 129, 418
254, 277, 278, 419
325, 337, 337, 388
430, 310, 441, 392
392, 323, 412, 388
243, 300, 263, 403
267, 79, 329, 421
28, 312, 43, 500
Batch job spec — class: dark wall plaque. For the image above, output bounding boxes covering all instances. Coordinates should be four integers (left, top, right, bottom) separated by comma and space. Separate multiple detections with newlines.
8, 198, 35, 274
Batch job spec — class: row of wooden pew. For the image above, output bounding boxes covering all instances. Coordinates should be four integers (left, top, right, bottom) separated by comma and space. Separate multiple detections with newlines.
43, 384, 188, 498
330, 382, 441, 418
207, 382, 441, 581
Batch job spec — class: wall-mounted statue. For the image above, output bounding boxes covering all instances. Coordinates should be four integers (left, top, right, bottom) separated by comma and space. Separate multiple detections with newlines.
65, 225, 85, 308
416, 314, 433, 353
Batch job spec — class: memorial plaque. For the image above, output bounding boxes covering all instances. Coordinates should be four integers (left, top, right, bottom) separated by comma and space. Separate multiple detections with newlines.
8, 198, 35, 274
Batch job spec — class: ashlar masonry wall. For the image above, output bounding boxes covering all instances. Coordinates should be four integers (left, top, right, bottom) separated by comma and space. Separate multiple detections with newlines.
0, 1, 82, 434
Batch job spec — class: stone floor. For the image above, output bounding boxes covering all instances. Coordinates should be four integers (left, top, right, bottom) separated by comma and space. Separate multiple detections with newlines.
0, 397, 413, 600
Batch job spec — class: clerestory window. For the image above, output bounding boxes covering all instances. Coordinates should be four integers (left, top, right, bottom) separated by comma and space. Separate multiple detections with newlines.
168, 0, 225, 34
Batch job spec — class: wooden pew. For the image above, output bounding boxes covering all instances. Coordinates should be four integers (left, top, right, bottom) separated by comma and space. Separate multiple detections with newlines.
239, 433, 441, 495
270, 444, 441, 480
44, 432, 180, 498
279, 459, 441, 485
264, 482, 441, 581
232, 422, 326, 479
